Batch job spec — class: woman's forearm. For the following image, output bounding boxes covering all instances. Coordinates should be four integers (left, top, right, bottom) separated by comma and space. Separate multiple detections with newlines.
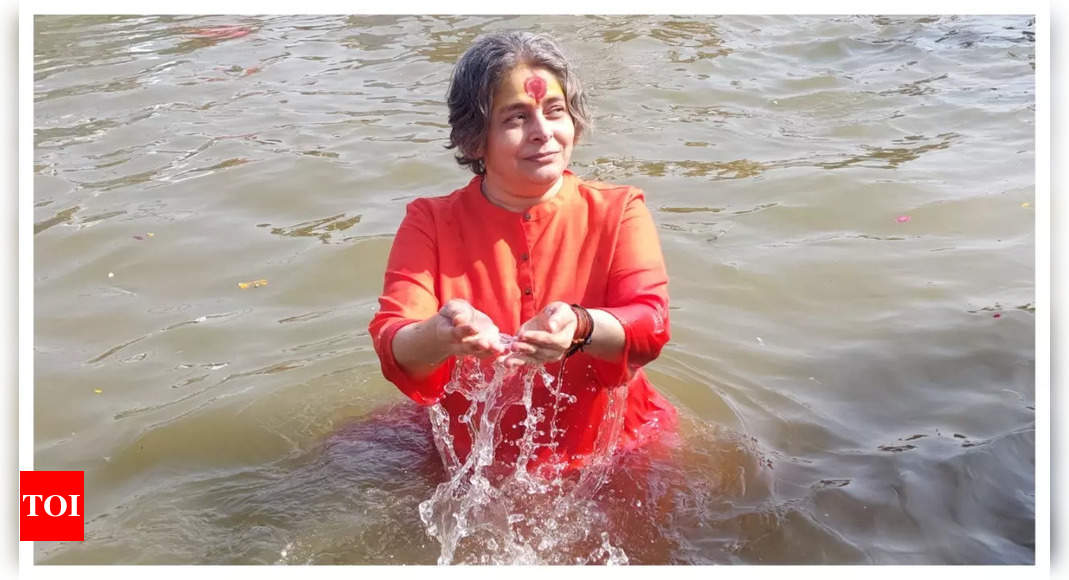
391, 316, 452, 380
393, 306, 631, 374
583, 308, 626, 361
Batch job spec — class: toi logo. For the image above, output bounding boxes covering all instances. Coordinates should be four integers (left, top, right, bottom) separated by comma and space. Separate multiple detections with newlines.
19, 471, 84, 541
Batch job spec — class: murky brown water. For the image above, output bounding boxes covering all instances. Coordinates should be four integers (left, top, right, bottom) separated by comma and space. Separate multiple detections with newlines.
33, 14, 1035, 564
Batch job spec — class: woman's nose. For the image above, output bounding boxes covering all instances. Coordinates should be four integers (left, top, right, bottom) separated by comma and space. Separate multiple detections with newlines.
528, 113, 552, 142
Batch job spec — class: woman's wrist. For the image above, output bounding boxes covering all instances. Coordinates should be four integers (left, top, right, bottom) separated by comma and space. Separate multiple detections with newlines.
576, 308, 626, 361
565, 305, 594, 357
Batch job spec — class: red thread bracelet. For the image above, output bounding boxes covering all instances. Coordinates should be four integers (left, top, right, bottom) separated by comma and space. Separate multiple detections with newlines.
566, 304, 593, 357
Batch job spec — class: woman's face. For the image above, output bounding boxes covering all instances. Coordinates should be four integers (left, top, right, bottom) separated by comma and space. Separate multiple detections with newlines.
482, 64, 575, 193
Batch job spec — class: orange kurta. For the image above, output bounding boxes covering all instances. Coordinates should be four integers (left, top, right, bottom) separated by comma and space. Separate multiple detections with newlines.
369, 170, 676, 467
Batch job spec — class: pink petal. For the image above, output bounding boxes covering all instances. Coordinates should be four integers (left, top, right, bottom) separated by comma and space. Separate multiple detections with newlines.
896, 215, 911, 223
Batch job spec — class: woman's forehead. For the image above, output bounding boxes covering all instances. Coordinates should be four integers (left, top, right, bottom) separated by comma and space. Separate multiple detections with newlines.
492, 65, 564, 109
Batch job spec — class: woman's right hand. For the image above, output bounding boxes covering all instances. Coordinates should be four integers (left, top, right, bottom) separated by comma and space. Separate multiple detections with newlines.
434, 299, 508, 359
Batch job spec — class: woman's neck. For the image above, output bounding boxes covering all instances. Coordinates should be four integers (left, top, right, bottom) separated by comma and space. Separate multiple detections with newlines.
480, 175, 564, 212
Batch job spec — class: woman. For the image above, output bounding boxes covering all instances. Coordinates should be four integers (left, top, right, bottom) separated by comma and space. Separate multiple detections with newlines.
369, 31, 676, 472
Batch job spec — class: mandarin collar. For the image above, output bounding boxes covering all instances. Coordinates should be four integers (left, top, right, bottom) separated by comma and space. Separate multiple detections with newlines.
463, 170, 576, 222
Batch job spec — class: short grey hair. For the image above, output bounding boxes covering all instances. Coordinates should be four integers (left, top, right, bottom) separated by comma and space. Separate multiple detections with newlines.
446, 31, 591, 175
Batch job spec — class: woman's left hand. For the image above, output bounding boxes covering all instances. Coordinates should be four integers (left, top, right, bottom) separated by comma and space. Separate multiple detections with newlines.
503, 302, 577, 368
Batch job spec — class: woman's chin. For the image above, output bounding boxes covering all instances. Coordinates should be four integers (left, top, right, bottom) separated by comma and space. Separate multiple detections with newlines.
487, 162, 568, 193
521, 164, 566, 186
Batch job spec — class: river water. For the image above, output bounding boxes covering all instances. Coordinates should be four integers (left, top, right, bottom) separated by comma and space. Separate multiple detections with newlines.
32, 14, 1035, 564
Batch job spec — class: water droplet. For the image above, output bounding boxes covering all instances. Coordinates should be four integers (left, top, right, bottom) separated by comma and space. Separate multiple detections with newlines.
421, 356, 627, 563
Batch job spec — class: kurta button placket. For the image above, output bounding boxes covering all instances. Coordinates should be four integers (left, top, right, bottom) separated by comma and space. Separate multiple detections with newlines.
519, 212, 536, 320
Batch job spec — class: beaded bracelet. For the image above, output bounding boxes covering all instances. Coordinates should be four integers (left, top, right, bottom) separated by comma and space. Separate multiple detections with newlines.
565, 304, 594, 358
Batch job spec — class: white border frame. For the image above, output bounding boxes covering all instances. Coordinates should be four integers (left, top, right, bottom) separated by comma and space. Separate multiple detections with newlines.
17, 2, 1053, 578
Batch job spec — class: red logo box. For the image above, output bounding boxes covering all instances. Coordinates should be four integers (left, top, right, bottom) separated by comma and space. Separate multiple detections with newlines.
19, 471, 84, 541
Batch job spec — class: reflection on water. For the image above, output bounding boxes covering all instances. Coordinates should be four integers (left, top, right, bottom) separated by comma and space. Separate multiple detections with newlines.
818, 133, 959, 170
34, 14, 1034, 564
34, 205, 81, 234
267, 213, 362, 244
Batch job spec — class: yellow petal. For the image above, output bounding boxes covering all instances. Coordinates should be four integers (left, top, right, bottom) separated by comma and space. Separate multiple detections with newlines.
238, 282, 250, 289
93, 389, 102, 394
1021, 202, 1031, 208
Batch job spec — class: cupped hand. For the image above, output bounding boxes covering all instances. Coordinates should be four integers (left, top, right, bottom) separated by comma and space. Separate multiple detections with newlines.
436, 299, 508, 359
503, 301, 577, 369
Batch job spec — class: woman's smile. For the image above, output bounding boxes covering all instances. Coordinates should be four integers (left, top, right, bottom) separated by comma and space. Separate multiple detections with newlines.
524, 150, 560, 162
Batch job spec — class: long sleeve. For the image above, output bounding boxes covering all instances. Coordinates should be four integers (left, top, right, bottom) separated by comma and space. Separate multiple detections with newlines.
598, 189, 671, 382
368, 199, 452, 405
368, 174, 677, 467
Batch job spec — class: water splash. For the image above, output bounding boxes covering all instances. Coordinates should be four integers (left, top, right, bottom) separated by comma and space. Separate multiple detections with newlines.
419, 354, 629, 564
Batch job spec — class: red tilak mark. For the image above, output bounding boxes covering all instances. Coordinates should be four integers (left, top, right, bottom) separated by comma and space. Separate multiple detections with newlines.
524, 76, 547, 102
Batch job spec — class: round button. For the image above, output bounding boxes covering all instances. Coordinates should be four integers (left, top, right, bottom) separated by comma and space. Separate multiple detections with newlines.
523, 288, 532, 296
521, 253, 529, 261
523, 213, 532, 221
